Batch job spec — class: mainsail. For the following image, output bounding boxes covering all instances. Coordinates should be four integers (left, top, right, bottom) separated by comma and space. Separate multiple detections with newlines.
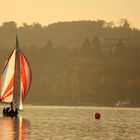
0, 37, 32, 110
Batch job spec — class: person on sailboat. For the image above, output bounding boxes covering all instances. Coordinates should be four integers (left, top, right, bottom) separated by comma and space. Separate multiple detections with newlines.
3, 102, 18, 117
0, 98, 12, 116
10, 102, 14, 110
3, 106, 10, 116
9, 102, 14, 116
9, 102, 18, 117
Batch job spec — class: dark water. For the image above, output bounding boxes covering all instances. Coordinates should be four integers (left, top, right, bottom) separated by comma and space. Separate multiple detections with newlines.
0, 106, 140, 140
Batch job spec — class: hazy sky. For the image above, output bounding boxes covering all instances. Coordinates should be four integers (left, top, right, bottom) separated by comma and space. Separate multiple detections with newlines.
0, 0, 140, 28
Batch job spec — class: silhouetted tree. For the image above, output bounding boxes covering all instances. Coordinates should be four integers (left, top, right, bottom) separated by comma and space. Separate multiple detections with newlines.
91, 37, 101, 55
114, 39, 125, 56
81, 38, 91, 49
46, 40, 53, 49
123, 20, 130, 29
2, 21, 17, 30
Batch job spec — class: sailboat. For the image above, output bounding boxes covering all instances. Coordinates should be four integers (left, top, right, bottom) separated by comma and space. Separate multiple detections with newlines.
0, 36, 32, 116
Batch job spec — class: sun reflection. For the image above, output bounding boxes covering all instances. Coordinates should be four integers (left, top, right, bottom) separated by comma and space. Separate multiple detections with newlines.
0, 116, 30, 140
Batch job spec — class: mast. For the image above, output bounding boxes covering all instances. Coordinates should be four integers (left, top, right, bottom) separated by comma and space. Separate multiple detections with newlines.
13, 36, 21, 109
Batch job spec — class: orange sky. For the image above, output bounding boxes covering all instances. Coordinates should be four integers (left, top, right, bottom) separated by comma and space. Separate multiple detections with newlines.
0, 0, 140, 28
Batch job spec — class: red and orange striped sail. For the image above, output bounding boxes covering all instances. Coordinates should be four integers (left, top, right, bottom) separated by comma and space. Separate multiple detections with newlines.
0, 37, 32, 110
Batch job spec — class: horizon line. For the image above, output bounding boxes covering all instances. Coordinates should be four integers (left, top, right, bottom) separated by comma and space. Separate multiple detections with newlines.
0, 19, 139, 29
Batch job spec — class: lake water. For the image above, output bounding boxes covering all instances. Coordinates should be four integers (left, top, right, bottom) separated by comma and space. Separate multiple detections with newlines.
0, 106, 140, 140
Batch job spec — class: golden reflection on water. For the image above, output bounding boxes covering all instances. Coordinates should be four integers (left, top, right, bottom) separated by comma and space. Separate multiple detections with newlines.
0, 117, 30, 140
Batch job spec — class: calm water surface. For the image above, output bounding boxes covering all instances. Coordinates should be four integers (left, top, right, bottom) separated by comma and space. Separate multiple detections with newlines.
0, 106, 140, 140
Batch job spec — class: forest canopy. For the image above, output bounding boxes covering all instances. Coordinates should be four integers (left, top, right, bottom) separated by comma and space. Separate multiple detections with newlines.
0, 19, 140, 107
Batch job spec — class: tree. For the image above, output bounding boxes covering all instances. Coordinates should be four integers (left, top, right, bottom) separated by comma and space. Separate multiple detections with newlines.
81, 38, 91, 49
91, 37, 101, 55
119, 18, 130, 29
114, 39, 125, 56
46, 40, 53, 49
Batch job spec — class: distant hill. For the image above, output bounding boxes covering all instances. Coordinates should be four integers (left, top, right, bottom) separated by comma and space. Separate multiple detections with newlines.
0, 20, 140, 49
0, 20, 140, 107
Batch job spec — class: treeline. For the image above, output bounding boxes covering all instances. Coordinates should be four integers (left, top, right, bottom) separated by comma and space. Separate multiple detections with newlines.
0, 19, 140, 49
0, 37, 140, 107
0, 19, 140, 106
